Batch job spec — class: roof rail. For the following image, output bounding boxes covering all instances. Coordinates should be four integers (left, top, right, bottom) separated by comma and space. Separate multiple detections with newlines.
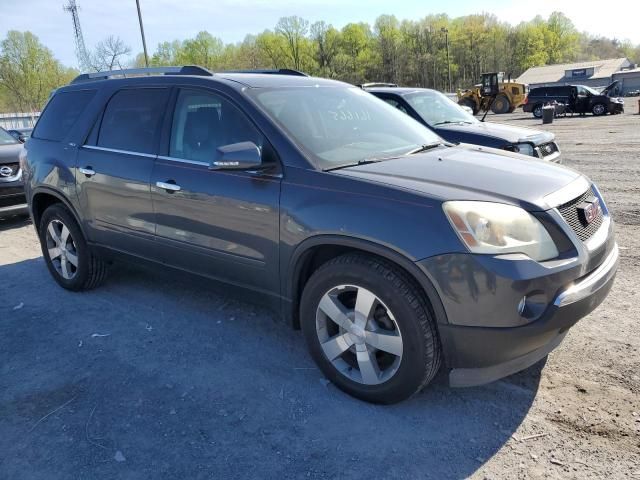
70, 65, 213, 84
221, 69, 309, 77
358, 82, 398, 89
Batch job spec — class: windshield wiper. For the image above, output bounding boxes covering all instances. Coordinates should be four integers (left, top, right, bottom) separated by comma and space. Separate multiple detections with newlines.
432, 120, 473, 126
406, 142, 446, 155
324, 158, 384, 172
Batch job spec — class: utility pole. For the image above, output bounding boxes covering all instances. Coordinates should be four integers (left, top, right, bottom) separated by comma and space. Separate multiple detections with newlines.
135, 0, 149, 67
441, 27, 452, 93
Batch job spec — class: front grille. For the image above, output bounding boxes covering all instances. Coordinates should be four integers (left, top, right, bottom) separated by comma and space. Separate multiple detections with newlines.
0, 163, 20, 179
557, 187, 604, 241
537, 142, 558, 157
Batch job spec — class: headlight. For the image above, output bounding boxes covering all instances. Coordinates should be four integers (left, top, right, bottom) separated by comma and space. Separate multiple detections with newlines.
513, 142, 535, 156
443, 201, 559, 261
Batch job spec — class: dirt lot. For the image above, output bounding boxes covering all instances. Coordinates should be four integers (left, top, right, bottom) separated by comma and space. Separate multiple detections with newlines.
1, 102, 639, 479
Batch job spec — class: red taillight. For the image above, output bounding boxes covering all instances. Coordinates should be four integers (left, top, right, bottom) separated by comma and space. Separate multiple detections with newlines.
524, 96, 529, 105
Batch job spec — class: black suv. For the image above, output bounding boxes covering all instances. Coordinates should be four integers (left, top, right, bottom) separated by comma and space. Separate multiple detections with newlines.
0, 126, 28, 217
24, 67, 618, 404
364, 85, 561, 162
524, 84, 624, 117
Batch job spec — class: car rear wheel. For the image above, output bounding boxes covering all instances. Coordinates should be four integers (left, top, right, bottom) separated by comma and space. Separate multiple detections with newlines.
532, 104, 543, 118
300, 253, 441, 404
592, 103, 607, 116
491, 94, 510, 114
38, 204, 107, 291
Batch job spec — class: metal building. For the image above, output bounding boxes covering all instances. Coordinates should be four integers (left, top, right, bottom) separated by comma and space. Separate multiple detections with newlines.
517, 58, 637, 94
612, 68, 640, 95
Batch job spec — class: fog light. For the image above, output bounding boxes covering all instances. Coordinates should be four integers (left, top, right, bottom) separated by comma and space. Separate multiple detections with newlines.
517, 292, 549, 322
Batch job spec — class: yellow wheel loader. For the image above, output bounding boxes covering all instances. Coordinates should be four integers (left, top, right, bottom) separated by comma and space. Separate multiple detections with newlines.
457, 72, 527, 115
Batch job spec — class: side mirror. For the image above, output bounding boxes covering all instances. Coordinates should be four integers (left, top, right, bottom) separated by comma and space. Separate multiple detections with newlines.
209, 141, 262, 171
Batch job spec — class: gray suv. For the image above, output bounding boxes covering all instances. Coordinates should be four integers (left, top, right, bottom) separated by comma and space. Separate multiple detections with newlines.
23, 67, 618, 404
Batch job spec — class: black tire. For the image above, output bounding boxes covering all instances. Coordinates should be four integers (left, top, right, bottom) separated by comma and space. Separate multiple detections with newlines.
38, 203, 107, 291
591, 103, 607, 116
300, 253, 441, 404
491, 94, 510, 114
532, 104, 543, 118
458, 98, 478, 115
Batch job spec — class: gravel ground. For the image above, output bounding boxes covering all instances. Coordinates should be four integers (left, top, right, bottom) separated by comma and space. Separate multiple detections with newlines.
1, 102, 639, 479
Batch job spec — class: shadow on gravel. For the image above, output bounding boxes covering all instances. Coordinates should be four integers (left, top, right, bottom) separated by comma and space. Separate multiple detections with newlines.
0, 213, 31, 232
0, 258, 542, 480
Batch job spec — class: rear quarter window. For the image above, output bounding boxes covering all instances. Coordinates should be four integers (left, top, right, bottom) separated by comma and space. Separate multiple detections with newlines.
32, 90, 96, 141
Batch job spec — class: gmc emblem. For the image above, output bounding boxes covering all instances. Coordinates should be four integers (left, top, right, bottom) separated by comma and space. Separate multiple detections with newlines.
577, 197, 601, 225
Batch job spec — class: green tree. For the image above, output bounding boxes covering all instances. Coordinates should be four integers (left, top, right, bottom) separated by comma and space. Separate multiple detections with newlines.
275, 16, 310, 70
255, 30, 289, 68
310, 21, 341, 77
512, 22, 549, 71
177, 31, 224, 69
150, 40, 182, 66
0, 31, 75, 112
545, 12, 579, 63
340, 23, 372, 83
374, 15, 401, 82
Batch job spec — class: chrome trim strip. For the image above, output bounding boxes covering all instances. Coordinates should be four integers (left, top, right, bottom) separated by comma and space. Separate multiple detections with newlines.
157, 155, 283, 178
157, 155, 208, 166
554, 243, 619, 307
543, 176, 591, 208
0, 203, 29, 214
81, 145, 157, 158
583, 215, 611, 251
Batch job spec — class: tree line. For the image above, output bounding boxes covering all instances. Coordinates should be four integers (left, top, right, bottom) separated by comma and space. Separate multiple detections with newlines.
1, 11, 639, 112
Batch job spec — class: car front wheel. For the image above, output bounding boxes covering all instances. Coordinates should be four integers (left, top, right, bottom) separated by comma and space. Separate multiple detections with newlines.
38, 203, 107, 291
592, 103, 607, 116
300, 253, 441, 404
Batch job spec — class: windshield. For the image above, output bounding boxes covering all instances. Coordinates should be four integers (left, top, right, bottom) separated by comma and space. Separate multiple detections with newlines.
580, 85, 601, 96
0, 128, 19, 145
248, 86, 442, 169
404, 90, 478, 127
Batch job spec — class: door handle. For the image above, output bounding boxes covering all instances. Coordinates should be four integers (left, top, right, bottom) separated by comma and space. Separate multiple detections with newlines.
156, 181, 181, 193
79, 167, 96, 177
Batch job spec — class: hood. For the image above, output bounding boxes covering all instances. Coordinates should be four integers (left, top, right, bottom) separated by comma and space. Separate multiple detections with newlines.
435, 121, 554, 145
333, 144, 582, 211
0, 143, 22, 165
602, 80, 620, 96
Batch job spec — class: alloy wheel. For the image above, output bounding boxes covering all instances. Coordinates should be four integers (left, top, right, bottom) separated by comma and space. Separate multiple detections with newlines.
315, 285, 403, 385
45, 219, 79, 280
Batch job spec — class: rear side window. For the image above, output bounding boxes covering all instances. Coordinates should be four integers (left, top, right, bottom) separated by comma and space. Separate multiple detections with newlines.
97, 88, 168, 154
32, 90, 96, 141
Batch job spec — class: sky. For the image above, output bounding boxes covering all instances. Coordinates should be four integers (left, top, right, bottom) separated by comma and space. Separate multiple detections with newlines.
1, 0, 639, 68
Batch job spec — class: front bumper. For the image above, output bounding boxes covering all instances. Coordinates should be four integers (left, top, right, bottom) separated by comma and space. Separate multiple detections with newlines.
446, 244, 618, 387
0, 171, 28, 217
609, 102, 624, 114
418, 230, 618, 387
